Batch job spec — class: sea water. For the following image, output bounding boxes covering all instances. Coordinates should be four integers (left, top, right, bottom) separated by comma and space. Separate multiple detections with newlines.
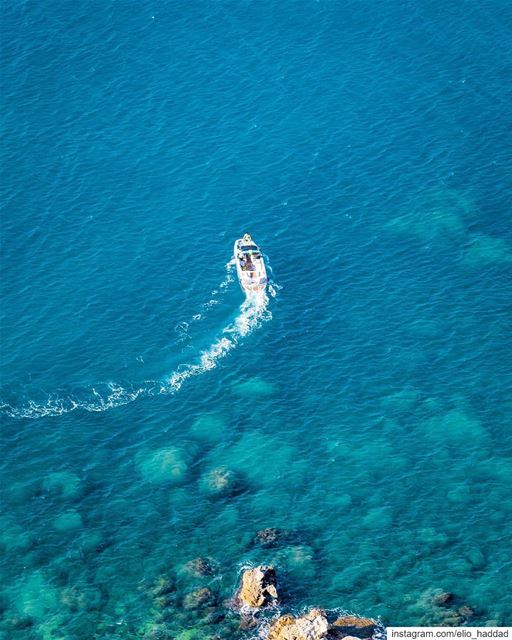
1, 1, 511, 637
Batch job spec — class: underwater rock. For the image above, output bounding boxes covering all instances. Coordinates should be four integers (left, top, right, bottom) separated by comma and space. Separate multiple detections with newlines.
462, 233, 512, 267
79, 531, 108, 555
60, 585, 103, 612
14, 570, 59, 619
416, 527, 449, 550
237, 565, 278, 609
42, 470, 82, 500
360, 506, 393, 529
199, 466, 240, 497
0, 516, 31, 552
138, 446, 191, 485
275, 545, 315, 581
190, 413, 229, 443
254, 527, 289, 548
458, 605, 475, 619
385, 188, 473, 243
422, 408, 489, 447
53, 509, 83, 532
267, 608, 329, 640
214, 431, 298, 488
7, 479, 40, 505
276, 544, 313, 565
413, 589, 469, 626
183, 587, 215, 610
331, 615, 376, 638
441, 614, 464, 626
150, 576, 175, 598
381, 388, 420, 414
465, 546, 486, 569
447, 484, 471, 504
432, 591, 454, 606
239, 614, 259, 630
140, 621, 175, 640
6, 614, 34, 630
184, 557, 217, 578
232, 377, 275, 397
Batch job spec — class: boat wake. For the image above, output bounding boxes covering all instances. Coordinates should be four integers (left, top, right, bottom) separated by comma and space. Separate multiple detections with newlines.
0, 263, 276, 420
165, 289, 272, 393
174, 259, 236, 343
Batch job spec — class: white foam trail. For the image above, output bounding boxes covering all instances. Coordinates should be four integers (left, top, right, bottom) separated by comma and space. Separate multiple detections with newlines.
192, 259, 236, 317
2, 261, 276, 420
174, 260, 236, 344
165, 291, 270, 393
1, 382, 152, 419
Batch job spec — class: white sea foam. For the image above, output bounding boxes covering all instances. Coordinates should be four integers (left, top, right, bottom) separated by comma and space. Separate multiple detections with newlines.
165, 290, 271, 393
1, 382, 151, 419
1, 261, 276, 420
174, 260, 236, 344
191, 259, 236, 319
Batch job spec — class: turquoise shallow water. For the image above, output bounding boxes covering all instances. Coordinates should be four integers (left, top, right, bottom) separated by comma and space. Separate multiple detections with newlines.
1, 1, 512, 636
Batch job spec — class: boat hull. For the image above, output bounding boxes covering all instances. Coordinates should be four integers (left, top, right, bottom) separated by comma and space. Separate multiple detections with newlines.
233, 238, 267, 294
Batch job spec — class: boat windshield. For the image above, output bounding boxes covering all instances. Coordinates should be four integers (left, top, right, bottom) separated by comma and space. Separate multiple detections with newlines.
240, 244, 258, 252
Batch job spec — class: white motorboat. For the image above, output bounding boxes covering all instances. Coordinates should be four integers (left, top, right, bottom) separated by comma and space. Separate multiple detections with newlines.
233, 234, 268, 294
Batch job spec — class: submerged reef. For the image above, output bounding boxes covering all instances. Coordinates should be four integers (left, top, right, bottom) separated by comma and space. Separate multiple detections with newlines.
232, 376, 276, 397
0, 546, 484, 639
461, 233, 512, 267
384, 188, 474, 243
137, 446, 193, 485
384, 188, 512, 273
134, 564, 384, 640
42, 470, 82, 500
1, 391, 507, 637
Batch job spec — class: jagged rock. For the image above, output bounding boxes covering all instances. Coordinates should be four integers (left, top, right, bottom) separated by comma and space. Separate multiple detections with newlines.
199, 467, 239, 497
140, 622, 174, 640
238, 565, 278, 609
183, 587, 215, 610
267, 608, 329, 640
196, 605, 224, 625
254, 527, 288, 548
268, 615, 295, 639
331, 615, 376, 638
458, 605, 475, 619
60, 585, 103, 612
442, 615, 464, 626
239, 614, 258, 630
432, 591, 454, 606
185, 557, 217, 577
138, 447, 191, 485
150, 576, 175, 598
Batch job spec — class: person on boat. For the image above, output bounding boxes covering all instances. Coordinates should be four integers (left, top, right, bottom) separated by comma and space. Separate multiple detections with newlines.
242, 233, 252, 244
241, 254, 252, 270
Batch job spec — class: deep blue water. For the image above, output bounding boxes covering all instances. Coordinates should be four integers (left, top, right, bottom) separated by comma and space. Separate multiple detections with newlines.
1, 1, 512, 636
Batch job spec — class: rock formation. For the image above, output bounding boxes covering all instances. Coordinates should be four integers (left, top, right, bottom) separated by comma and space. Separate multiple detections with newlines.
267, 608, 329, 640
238, 565, 278, 609
199, 466, 239, 497
183, 586, 215, 610
330, 615, 377, 638
184, 557, 217, 578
